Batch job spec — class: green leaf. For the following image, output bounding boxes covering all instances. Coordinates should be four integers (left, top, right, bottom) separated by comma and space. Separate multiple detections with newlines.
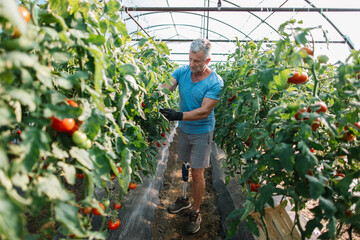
259, 69, 274, 92
54, 201, 86, 237
245, 216, 260, 237
274, 69, 291, 90
51, 143, 69, 159
21, 128, 50, 172
37, 175, 72, 200
319, 196, 336, 219
275, 143, 294, 172
7, 87, 37, 112
88, 148, 112, 187
84, 108, 106, 140
307, 175, 324, 199
123, 75, 139, 91
69, 147, 95, 170
49, 0, 69, 17
0, 186, 25, 240
59, 162, 76, 185
87, 34, 105, 46
118, 63, 140, 77
0, 107, 15, 127
99, 21, 108, 34
68, 0, 80, 14
295, 31, 308, 45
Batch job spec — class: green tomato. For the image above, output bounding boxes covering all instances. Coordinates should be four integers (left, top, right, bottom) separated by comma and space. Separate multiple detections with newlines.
317, 54, 329, 64
80, 139, 92, 149
102, 199, 110, 208
72, 131, 87, 146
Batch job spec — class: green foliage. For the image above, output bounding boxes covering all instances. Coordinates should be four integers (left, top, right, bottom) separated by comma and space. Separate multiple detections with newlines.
214, 20, 360, 239
0, 0, 178, 238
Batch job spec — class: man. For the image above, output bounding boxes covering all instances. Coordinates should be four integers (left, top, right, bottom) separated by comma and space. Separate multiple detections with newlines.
159, 38, 223, 234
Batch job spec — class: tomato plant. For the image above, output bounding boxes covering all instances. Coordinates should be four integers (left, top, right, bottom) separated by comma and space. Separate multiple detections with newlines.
0, 0, 178, 239
214, 20, 360, 240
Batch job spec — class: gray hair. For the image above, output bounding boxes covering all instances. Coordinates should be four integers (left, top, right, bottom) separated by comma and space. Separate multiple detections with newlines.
190, 39, 212, 59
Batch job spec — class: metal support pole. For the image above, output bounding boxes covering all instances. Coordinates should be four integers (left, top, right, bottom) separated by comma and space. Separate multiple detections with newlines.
123, 7, 360, 13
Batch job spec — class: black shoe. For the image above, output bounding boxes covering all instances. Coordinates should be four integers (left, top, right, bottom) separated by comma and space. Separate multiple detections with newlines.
186, 210, 202, 234
167, 196, 191, 213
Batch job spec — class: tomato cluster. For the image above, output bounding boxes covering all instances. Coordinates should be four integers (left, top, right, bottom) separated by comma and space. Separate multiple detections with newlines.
50, 99, 92, 149
294, 102, 327, 130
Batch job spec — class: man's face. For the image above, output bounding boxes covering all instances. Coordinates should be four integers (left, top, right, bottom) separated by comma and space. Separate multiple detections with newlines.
189, 50, 210, 74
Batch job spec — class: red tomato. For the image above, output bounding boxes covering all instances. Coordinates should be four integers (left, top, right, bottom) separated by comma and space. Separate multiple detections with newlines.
50, 116, 76, 132
65, 98, 79, 108
341, 132, 355, 142
108, 219, 120, 230
129, 182, 137, 190
300, 47, 313, 56
287, 72, 308, 84
141, 101, 145, 108
156, 142, 161, 147
92, 203, 105, 216
81, 207, 92, 215
311, 118, 321, 130
16, 130, 21, 135
307, 102, 327, 113
76, 173, 84, 179
245, 137, 251, 147
250, 183, 260, 192
310, 148, 315, 153
163, 142, 166, 146
294, 108, 306, 120
19, 6, 31, 23
354, 122, 360, 129
161, 133, 166, 137
113, 202, 122, 210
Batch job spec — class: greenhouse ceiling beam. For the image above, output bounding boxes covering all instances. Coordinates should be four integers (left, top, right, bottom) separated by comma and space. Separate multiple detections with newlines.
124, 12, 252, 41
123, 7, 360, 12
221, 0, 281, 40
129, 24, 231, 41
124, 8, 150, 37
131, 38, 346, 44
304, 0, 355, 50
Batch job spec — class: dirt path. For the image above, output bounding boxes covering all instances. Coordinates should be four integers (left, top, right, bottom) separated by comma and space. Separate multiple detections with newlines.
150, 132, 225, 240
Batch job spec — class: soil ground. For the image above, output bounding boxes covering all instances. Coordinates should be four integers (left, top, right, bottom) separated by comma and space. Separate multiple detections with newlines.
150, 132, 225, 240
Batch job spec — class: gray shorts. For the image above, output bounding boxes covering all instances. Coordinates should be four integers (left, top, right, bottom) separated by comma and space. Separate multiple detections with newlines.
177, 129, 213, 169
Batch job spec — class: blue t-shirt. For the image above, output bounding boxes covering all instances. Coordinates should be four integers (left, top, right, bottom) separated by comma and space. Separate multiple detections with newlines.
171, 65, 223, 134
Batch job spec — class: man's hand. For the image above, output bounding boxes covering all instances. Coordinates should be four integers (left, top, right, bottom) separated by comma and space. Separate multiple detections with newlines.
160, 108, 183, 121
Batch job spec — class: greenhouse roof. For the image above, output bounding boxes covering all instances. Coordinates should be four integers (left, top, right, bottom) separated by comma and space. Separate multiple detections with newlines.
120, 0, 360, 65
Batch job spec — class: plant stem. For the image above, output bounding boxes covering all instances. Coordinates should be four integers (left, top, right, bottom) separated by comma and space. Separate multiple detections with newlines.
260, 215, 269, 240
311, 62, 318, 97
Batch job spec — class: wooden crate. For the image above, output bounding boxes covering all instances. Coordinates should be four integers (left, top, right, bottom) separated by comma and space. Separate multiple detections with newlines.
250, 203, 301, 240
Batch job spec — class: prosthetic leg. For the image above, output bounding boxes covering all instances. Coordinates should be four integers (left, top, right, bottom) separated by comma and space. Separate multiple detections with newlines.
182, 162, 191, 199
